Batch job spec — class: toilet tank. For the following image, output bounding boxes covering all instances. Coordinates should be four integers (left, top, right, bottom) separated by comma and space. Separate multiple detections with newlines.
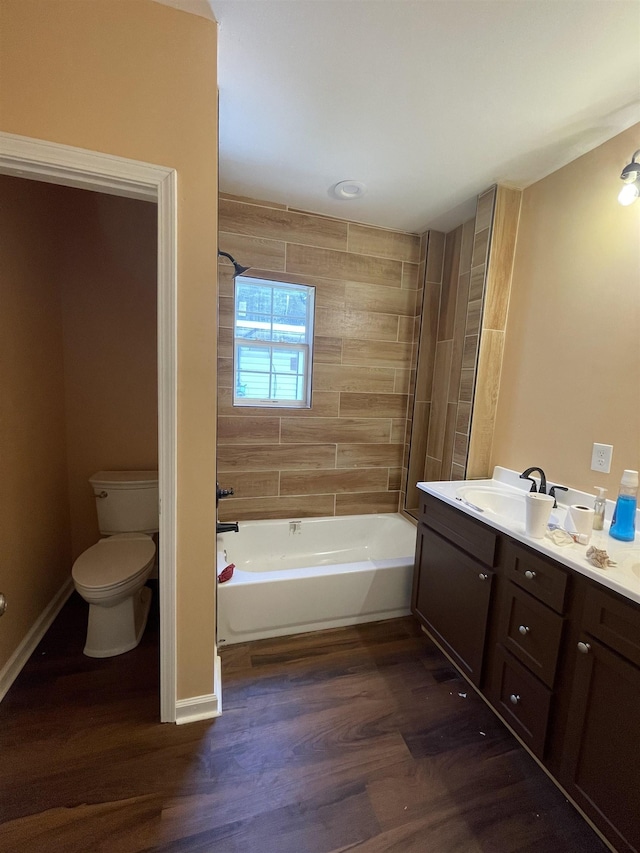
89, 471, 159, 535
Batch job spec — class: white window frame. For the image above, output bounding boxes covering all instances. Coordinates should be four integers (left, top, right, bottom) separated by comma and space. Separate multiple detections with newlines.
233, 277, 315, 408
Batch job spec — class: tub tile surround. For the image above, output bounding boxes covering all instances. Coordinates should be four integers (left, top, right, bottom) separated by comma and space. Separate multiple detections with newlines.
217, 195, 421, 521
466, 186, 522, 480
403, 186, 522, 514
419, 466, 640, 605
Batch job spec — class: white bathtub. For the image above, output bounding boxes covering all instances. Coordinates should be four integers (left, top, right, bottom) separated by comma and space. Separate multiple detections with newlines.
216, 512, 417, 645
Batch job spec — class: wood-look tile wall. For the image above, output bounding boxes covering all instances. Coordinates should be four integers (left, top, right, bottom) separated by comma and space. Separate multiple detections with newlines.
403, 185, 522, 511
447, 189, 496, 481
403, 218, 476, 512
217, 194, 420, 521
467, 186, 522, 478
403, 231, 442, 511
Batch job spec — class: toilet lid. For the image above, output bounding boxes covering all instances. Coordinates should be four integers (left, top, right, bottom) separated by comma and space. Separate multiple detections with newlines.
72, 533, 156, 591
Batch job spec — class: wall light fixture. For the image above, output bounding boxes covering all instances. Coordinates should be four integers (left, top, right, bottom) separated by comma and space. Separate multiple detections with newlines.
618, 149, 640, 206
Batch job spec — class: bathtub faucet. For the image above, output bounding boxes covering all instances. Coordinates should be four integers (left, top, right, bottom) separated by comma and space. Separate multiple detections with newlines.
216, 481, 235, 506
216, 521, 239, 534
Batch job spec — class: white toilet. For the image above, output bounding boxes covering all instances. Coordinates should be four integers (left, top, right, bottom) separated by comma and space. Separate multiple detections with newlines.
72, 471, 159, 658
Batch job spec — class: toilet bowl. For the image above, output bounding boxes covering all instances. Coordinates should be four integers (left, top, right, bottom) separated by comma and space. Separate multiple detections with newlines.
72, 470, 159, 658
72, 533, 156, 657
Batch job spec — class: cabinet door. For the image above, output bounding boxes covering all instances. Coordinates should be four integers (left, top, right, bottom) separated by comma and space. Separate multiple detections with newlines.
562, 636, 640, 853
413, 524, 494, 686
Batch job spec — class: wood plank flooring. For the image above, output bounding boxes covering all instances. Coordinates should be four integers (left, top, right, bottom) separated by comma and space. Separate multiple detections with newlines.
0, 589, 608, 853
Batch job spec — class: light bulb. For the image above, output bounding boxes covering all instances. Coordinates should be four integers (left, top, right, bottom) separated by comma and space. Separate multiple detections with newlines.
618, 182, 640, 206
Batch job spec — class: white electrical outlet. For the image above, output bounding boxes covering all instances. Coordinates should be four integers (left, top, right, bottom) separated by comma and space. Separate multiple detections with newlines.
591, 443, 613, 473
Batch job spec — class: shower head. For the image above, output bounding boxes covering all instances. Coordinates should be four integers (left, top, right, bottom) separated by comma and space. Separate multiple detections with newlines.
218, 250, 251, 277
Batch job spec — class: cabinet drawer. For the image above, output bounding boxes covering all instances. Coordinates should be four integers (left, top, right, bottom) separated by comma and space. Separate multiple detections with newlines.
419, 494, 498, 566
505, 542, 568, 613
493, 646, 552, 759
582, 586, 640, 668
501, 583, 565, 688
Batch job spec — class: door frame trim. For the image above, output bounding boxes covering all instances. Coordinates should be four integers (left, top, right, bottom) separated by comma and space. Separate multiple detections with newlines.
0, 131, 178, 722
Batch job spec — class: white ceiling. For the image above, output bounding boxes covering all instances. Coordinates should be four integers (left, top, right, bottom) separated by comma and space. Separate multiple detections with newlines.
211, 0, 640, 233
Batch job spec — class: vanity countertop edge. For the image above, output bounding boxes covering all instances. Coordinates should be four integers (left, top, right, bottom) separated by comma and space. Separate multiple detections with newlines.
417, 468, 640, 606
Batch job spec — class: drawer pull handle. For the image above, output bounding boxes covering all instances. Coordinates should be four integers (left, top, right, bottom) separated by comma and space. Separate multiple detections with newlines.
509, 693, 521, 705
524, 570, 536, 580
518, 625, 530, 636
577, 642, 591, 654
478, 573, 488, 581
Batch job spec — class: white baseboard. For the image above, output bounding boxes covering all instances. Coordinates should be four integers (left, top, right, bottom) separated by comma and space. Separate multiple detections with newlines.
0, 576, 74, 702
174, 653, 222, 725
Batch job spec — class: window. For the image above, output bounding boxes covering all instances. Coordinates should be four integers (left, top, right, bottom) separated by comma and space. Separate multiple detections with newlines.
233, 277, 315, 408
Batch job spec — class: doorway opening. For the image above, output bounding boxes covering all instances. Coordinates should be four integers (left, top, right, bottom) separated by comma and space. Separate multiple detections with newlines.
0, 132, 178, 721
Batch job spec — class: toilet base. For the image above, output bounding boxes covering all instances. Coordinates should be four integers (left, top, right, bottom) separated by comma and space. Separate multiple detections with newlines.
83, 585, 152, 658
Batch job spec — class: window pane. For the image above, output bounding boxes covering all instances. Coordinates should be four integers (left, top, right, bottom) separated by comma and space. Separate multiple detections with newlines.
234, 277, 314, 408
236, 283, 272, 316
237, 371, 270, 399
272, 316, 306, 343
235, 280, 311, 345
236, 320, 272, 342
237, 345, 270, 371
235, 344, 306, 402
272, 348, 304, 374
272, 288, 307, 318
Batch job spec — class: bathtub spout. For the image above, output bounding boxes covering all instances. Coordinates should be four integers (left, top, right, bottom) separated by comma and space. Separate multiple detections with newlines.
217, 521, 239, 534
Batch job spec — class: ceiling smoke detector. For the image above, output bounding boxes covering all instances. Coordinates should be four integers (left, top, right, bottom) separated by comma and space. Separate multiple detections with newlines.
332, 180, 366, 200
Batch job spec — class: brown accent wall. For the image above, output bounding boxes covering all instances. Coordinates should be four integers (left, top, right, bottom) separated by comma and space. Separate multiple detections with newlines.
217, 195, 420, 520
0, 176, 158, 674
59, 189, 158, 560
0, 0, 218, 701
0, 177, 72, 672
492, 125, 640, 491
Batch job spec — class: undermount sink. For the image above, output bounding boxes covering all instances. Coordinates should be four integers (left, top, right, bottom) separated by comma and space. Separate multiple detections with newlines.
612, 549, 640, 580
456, 485, 560, 527
457, 486, 525, 519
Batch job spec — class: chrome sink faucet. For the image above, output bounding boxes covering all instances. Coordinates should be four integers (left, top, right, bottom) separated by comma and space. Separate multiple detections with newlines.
520, 467, 547, 494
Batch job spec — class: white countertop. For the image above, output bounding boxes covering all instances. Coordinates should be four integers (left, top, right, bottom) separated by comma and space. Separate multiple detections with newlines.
417, 466, 640, 606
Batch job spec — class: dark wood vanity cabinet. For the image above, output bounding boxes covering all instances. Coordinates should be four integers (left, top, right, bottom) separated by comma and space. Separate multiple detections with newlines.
412, 494, 499, 687
489, 543, 570, 759
413, 524, 494, 686
560, 587, 640, 853
411, 495, 640, 853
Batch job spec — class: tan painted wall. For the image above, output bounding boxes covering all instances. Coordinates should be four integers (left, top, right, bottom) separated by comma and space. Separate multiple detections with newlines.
492, 124, 640, 492
0, 176, 72, 670
0, 0, 219, 700
217, 195, 420, 520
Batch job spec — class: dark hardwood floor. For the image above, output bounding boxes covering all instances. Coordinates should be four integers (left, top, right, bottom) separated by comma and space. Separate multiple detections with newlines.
0, 589, 608, 853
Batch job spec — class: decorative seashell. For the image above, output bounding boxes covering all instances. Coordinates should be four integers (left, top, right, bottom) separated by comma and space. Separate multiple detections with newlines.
586, 545, 617, 569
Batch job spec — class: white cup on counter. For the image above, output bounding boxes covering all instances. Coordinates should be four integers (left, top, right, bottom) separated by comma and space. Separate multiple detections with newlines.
525, 492, 555, 539
565, 504, 595, 541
